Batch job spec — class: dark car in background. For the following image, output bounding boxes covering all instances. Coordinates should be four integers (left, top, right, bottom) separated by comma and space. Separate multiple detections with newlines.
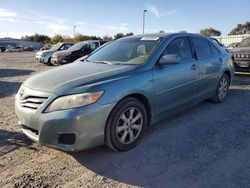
23, 47, 34, 51
227, 42, 239, 50
35, 42, 75, 65
50, 40, 106, 65
231, 37, 250, 72
0, 46, 6, 52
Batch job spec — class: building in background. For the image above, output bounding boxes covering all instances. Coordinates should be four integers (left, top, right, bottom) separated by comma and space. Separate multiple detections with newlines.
0, 38, 43, 50
214, 34, 250, 46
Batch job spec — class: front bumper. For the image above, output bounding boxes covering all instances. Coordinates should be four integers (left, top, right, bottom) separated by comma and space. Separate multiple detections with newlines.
35, 54, 51, 64
234, 60, 250, 72
51, 56, 70, 65
15, 87, 116, 151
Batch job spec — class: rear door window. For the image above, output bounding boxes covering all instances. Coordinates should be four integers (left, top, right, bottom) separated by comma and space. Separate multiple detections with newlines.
192, 37, 213, 58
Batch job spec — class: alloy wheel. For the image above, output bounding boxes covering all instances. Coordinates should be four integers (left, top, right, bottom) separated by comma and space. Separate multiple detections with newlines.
116, 107, 143, 144
218, 76, 228, 100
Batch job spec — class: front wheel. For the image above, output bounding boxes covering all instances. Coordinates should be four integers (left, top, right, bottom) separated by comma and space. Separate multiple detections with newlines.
211, 73, 230, 103
50, 60, 60, 66
105, 97, 148, 151
47, 57, 53, 66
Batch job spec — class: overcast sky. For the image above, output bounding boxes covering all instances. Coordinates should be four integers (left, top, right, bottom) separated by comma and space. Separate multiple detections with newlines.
0, 0, 249, 38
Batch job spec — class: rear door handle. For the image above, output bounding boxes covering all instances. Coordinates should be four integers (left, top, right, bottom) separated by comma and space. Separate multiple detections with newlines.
191, 64, 198, 70
219, 58, 223, 63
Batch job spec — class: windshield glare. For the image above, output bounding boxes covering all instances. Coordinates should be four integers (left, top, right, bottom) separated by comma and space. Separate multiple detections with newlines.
87, 37, 162, 65
50, 43, 62, 51
68, 42, 87, 51
238, 38, 250, 47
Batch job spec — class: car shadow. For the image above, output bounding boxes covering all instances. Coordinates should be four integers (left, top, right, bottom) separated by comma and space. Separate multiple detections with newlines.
70, 100, 211, 187
0, 81, 22, 98
0, 68, 33, 78
0, 129, 37, 157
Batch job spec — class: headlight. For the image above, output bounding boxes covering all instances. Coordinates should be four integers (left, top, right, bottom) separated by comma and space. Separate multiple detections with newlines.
64, 52, 71, 56
42, 52, 49, 57
227, 58, 234, 67
44, 91, 104, 113
58, 52, 71, 59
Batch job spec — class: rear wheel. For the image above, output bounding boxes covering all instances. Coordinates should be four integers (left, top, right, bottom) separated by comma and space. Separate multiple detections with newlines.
211, 73, 230, 103
105, 97, 148, 151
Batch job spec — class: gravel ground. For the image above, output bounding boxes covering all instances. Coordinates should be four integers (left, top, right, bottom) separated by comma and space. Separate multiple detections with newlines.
0, 52, 250, 188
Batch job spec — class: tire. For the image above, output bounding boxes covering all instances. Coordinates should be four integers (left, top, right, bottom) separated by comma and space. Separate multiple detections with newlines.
211, 73, 230, 103
47, 57, 53, 66
105, 97, 148, 151
50, 60, 59, 66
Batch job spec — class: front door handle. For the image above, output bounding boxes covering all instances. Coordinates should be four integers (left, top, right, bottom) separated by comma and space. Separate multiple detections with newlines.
191, 64, 197, 70
219, 58, 223, 63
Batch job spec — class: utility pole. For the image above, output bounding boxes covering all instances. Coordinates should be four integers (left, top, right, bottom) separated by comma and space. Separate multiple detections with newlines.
73, 26, 76, 38
142, 9, 147, 34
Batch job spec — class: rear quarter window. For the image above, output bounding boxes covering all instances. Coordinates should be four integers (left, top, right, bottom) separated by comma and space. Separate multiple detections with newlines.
209, 43, 221, 55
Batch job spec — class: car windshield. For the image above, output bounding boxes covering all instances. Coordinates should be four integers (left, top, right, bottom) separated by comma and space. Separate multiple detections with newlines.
87, 37, 162, 65
238, 38, 250, 47
50, 43, 63, 51
68, 42, 87, 51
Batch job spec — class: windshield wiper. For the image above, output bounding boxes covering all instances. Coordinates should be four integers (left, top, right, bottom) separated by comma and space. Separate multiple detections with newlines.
92, 61, 114, 65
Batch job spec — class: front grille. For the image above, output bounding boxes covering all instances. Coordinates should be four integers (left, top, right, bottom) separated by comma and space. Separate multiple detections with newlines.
19, 95, 48, 110
234, 53, 250, 60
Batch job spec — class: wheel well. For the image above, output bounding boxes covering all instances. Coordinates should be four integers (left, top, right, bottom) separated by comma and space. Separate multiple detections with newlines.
224, 70, 231, 83
124, 94, 152, 125
231, 56, 235, 62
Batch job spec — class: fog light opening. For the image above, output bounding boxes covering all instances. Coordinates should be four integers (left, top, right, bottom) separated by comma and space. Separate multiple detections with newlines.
58, 133, 76, 145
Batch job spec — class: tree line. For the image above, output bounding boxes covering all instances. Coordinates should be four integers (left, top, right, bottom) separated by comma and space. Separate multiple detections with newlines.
159, 21, 249, 37
199, 21, 250, 37
21, 21, 250, 43
21, 32, 134, 44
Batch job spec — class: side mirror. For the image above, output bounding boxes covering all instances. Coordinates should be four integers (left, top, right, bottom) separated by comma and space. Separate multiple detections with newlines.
158, 54, 180, 65
79, 55, 89, 61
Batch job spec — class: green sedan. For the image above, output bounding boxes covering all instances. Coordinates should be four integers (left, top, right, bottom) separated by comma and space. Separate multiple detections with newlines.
15, 33, 235, 151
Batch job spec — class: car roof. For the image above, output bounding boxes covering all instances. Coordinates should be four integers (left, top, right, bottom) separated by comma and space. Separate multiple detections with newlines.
78, 40, 100, 43
62, 42, 75, 44
122, 32, 206, 40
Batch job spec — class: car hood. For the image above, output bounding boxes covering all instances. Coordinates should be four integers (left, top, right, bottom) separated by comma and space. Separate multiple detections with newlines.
23, 61, 137, 95
53, 50, 73, 57
230, 47, 250, 53
36, 49, 55, 55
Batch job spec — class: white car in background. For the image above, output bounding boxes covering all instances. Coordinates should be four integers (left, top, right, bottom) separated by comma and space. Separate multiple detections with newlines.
35, 42, 75, 65
5, 46, 23, 52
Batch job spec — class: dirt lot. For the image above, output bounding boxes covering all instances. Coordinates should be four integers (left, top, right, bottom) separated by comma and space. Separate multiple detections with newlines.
0, 52, 250, 188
